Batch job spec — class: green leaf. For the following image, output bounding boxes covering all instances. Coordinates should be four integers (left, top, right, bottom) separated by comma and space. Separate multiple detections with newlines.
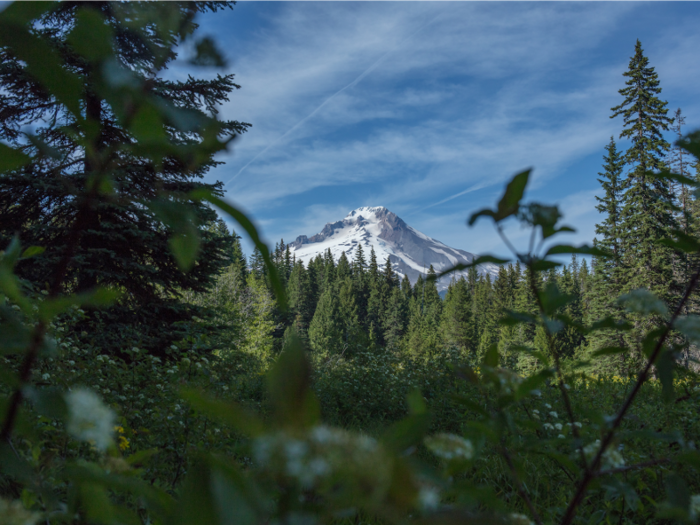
587, 316, 633, 333
530, 259, 561, 272
617, 289, 668, 318
406, 388, 427, 415
664, 473, 690, 512
190, 189, 288, 310
170, 458, 264, 525
130, 103, 168, 142
483, 344, 499, 368
169, 232, 201, 272
468, 169, 530, 225
0, 12, 83, 118
0, 1, 54, 26
657, 229, 700, 254
430, 255, 509, 281
656, 348, 675, 403
544, 244, 609, 258
647, 169, 698, 187
189, 36, 227, 67
38, 287, 121, 321
181, 389, 264, 437
591, 346, 628, 358
381, 412, 431, 453
266, 332, 319, 429
538, 281, 574, 315
674, 315, 700, 345
514, 369, 553, 401
20, 246, 44, 259
67, 8, 114, 62
678, 131, 700, 161
0, 143, 30, 174
23, 386, 67, 420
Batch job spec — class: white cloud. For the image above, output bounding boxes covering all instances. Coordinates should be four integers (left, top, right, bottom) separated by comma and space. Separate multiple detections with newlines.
190, 2, 700, 256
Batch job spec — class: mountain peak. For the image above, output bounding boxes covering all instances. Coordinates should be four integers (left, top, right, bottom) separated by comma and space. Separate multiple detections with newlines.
290, 207, 498, 291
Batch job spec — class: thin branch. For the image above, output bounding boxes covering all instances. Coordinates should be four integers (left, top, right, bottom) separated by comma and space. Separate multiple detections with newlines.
559, 262, 700, 525
594, 457, 670, 477
502, 445, 543, 525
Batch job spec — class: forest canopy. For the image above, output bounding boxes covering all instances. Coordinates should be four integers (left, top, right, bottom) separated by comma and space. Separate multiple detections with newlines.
1, 3, 700, 525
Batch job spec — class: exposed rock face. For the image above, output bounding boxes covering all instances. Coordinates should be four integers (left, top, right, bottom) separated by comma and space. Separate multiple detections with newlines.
289, 206, 498, 292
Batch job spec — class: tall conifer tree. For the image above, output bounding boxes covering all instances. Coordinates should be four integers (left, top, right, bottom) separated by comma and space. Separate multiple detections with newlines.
611, 40, 677, 304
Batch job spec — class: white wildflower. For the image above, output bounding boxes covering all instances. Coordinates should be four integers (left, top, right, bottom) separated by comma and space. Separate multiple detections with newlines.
558, 434, 566, 439
0, 497, 41, 525
424, 433, 474, 461
544, 403, 552, 409
41, 373, 50, 381
689, 494, 700, 521
554, 423, 563, 431
65, 388, 115, 451
509, 512, 535, 525
543, 423, 554, 431
549, 411, 558, 418
418, 486, 440, 511
583, 440, 625, 470
532, 410, 540, 415
573, 422, 582, 428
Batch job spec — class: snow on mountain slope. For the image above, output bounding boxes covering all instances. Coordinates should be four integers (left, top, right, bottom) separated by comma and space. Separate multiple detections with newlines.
289, 206, 499, 292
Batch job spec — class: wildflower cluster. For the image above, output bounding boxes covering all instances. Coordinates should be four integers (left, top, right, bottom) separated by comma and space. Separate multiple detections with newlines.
583, 440, 625, 470
0, 498, 41, 525
65, 388, 116, 451
424, 433, 474, 462
253, 425, 392, 506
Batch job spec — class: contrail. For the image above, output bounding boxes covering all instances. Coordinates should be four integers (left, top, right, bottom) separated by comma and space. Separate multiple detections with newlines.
223, 13, 442, 189
419, 180, 493, 212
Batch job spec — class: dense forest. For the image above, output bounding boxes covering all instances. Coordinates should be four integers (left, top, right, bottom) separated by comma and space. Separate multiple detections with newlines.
2, 3, 700, 525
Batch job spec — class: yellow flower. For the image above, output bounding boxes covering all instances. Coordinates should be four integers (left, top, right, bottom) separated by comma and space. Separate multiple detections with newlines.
118, 435, 130, 451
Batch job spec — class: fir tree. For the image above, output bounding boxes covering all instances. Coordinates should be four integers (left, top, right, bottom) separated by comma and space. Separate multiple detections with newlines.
440, 277, 473, 355
309, 287, 342, 355
383, 286, 408, 350
287, 261, 314, 334
0, 2, 248, 353
611, 40, 677, 305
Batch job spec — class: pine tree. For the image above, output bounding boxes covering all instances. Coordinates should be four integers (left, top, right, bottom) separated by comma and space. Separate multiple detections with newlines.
0, 3, 248, 353
309, 287, 342, 355
336, 252, 351, 281
287, 261, 314, 334
585, 137, 628, 360
383, 286, 408, 350
440, 277, 473, 355
611, 40, 677, 305
249, 246, 265, 279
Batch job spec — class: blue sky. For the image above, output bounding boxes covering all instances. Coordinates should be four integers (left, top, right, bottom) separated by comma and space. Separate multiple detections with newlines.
183, 2, 700, 260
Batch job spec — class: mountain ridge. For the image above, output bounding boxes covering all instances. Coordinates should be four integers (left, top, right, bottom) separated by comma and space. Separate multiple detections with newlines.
289, 206, 499, 292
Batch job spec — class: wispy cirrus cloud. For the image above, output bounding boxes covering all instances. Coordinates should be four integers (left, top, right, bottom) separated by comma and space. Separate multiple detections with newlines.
189, 1, 700, 256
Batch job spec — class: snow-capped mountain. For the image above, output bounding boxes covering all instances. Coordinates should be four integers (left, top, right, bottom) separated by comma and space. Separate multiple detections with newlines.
289, 206, 499, 292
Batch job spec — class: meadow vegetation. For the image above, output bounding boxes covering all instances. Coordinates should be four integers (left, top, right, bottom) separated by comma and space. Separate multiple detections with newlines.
1, 3, 700, 525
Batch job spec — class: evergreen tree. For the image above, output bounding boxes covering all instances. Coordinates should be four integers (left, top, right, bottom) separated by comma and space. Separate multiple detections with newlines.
0, 2, 248, 353
401, 274, 412, 296
440, 277, 474, 355
287, 261, 314, 334
611, 40, 677, 305
309, 287, 342, 355
383, 255, 395, 287
249, 246, 265, 279
384, 286, 408, 350
336, 252, 351, 281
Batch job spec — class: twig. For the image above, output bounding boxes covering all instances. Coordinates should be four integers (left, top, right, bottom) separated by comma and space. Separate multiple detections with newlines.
594, 457, 670, 477
559, 262, 700, 525
502, 445, 543, 525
